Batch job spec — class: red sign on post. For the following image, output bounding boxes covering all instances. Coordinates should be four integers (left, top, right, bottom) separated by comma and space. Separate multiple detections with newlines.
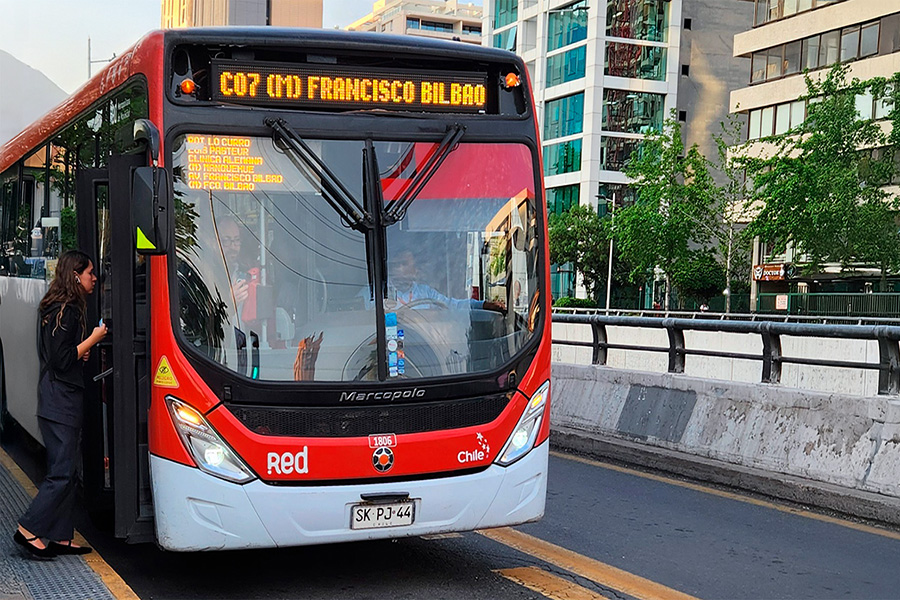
753, 263, 787, 281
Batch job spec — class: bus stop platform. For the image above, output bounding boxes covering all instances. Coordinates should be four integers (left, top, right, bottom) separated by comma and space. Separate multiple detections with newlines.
0, 449, 123, 600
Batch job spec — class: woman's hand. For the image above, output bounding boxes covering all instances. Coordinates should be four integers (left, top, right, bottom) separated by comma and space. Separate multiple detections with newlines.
91, 323, 108, 343
77, 323, 108, 360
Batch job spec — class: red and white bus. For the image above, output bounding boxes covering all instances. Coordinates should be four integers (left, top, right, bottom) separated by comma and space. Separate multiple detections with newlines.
0, 28, 550, 551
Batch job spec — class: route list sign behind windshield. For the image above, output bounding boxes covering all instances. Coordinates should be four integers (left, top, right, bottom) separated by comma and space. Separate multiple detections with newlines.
211, 59, 488, 113
183, 135, 284, 192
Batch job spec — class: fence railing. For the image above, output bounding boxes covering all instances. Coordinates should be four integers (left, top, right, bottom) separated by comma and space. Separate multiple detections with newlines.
552, 312, 900, 395
553, 307, 900, 326
757, 292, 900, 317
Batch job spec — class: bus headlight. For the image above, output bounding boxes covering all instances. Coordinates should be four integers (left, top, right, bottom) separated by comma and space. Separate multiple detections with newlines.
495, 381, 549, 466
165, 397, 257, 484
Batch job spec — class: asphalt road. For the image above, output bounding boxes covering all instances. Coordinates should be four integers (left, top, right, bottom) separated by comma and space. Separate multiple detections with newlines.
9, 439, 900, 600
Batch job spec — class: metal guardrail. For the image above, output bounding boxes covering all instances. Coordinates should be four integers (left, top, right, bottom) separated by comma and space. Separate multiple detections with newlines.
552, 312, 900, 395
552, 307, 900, 326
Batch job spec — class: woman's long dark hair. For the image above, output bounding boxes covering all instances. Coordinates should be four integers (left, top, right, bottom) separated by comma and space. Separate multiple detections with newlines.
39, 250, 92, 333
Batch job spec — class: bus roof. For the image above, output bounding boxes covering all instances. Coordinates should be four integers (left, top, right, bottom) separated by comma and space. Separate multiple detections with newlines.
0, 30, 164, 174
166, 27, 520, 63
1, 28, 522, 174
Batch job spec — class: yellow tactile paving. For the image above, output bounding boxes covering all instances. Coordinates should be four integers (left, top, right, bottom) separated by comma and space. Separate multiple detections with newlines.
0, 448, 140, 600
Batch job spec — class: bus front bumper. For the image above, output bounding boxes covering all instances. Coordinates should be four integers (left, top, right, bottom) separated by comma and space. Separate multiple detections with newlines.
149, 442, 548, 551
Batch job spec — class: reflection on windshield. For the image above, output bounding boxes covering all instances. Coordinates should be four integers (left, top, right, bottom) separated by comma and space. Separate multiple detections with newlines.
172, 134, 540, 382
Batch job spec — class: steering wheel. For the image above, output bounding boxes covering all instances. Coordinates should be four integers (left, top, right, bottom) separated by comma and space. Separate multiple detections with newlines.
398, 297, 449, 311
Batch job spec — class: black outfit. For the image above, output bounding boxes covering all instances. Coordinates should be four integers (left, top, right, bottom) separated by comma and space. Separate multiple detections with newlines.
19, 302, 86, 542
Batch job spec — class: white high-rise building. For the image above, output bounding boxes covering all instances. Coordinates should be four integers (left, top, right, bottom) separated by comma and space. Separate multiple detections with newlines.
347, 0, 483, 43
484, 0, 752, 301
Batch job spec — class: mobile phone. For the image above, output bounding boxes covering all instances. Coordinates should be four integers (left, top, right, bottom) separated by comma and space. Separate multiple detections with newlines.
99, 318, 104, 326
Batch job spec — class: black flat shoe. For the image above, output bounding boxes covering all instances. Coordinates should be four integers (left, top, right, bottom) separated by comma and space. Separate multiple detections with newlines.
13, 530, 56, 559
48, 541, 92, 555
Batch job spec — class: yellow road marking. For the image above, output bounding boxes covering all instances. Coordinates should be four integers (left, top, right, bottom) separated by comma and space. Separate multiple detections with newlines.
0, 448, 141, 600
552, 450, 900, 542
496, 566, 608, 600
421, 532, 464, 540
480, 528, 698, 600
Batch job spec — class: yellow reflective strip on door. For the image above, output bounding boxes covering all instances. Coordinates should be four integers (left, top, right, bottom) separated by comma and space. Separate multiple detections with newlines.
136, 227, 156, 250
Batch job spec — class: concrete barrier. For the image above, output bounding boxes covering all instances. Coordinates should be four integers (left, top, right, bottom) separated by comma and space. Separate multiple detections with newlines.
551, 362, 900, 524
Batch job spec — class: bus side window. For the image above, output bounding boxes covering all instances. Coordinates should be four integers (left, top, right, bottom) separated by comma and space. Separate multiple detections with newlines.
2, 160, 35, 278
0, 82, 148, 282
17, 144, 48, 278
0, 175, 16, 276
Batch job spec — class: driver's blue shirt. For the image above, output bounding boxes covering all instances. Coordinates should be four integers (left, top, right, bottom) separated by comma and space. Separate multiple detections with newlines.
360, 283, 485, 310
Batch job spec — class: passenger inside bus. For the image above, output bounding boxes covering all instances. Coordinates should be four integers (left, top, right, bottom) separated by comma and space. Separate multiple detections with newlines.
219, 218, 251, 306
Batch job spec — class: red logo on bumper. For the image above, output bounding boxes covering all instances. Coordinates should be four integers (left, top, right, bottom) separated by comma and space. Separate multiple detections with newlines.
372, 447, 394, 472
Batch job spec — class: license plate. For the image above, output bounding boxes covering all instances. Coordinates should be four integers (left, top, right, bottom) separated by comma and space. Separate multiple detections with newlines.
351, 501, 415, 530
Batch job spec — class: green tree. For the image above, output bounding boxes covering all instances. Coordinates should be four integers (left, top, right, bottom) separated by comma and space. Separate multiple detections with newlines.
59, 206, 77, 252
548, 204, 610, 302
735, 64, 900, 284
671, 250, 726, 307
712, 115, 753, 311
616, 116, 718, 308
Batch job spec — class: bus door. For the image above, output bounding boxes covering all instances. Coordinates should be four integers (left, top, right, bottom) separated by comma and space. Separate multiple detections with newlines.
76, 153, 154, 542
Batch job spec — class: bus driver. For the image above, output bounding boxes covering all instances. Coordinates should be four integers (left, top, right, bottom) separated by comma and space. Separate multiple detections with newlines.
364, 249, 505, 313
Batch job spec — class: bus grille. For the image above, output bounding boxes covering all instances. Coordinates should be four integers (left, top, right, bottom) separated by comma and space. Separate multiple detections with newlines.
225, 394, 512, 437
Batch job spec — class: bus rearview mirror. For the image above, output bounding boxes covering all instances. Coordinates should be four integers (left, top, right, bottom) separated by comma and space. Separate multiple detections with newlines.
133, 119, 160, 163
131, 166, 170, 255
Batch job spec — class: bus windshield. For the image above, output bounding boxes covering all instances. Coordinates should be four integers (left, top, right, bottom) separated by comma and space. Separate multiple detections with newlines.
172, 133, 541, 382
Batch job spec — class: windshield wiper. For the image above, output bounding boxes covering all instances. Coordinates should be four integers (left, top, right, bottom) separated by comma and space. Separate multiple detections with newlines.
382, 123, 465, 225
363, 139, 388, 299
265, 118, 373, 232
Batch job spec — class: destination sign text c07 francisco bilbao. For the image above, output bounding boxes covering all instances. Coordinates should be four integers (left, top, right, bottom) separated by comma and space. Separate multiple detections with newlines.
210, 59, 488, 113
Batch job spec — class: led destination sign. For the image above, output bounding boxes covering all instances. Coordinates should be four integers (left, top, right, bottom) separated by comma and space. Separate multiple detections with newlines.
211, 59, 488, 113
183, 135, 284, 192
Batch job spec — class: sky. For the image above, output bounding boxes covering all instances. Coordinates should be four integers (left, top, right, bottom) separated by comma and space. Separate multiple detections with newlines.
0, 0, 375, 94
